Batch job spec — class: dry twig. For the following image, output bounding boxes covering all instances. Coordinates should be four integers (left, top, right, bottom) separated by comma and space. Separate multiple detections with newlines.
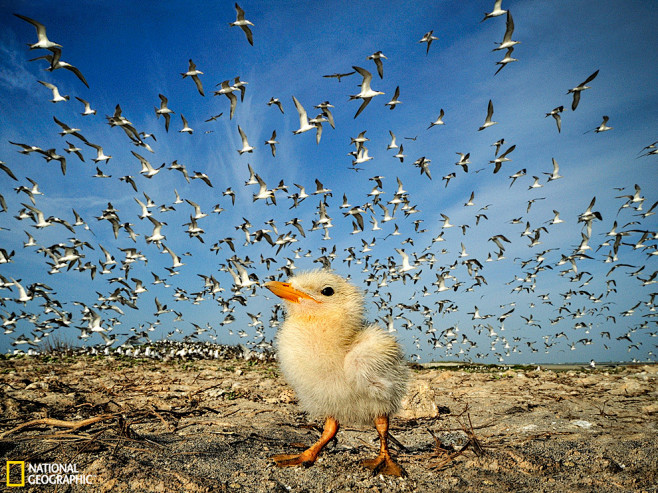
0, 414, 119, 439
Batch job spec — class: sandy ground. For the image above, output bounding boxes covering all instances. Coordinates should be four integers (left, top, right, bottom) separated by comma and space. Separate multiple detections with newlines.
1, 354, 657, 492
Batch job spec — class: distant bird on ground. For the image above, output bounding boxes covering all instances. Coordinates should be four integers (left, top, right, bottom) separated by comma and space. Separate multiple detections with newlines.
419, 30, 438, 55
230, 3, 254, 46
567, 70, 599, 111
181, 59, 204, 96
266, 270, 409, 477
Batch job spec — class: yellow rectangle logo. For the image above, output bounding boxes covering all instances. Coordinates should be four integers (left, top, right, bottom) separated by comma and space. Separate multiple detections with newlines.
6, 461, 25, 487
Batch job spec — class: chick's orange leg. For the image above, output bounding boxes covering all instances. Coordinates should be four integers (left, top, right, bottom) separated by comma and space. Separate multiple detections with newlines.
361, 415, 407, 477
272, 416, 339, 467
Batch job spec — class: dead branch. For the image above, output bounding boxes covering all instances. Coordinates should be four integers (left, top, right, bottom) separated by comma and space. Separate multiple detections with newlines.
0, 414, 119, 439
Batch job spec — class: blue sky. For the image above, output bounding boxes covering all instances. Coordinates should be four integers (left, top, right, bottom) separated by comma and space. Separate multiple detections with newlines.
0, 1, 656, 364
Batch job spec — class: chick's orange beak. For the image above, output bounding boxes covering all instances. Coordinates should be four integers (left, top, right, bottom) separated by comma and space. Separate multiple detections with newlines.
264, 281, 319, 303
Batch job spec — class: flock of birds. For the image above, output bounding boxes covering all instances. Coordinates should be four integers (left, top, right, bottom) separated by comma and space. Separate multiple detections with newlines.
0, 2, 656, 364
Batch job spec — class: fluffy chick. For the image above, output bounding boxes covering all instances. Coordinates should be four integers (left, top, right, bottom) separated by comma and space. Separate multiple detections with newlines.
265, 269, 409, 476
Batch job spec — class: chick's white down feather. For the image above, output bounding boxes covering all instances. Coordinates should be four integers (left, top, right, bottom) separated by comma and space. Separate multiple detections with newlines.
275, 270, 409, 426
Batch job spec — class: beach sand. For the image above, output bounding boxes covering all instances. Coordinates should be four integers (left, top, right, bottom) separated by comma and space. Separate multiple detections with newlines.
1, 355, 656, 492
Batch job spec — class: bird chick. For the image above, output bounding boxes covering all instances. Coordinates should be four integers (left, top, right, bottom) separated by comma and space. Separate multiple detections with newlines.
265, 269, 409, 476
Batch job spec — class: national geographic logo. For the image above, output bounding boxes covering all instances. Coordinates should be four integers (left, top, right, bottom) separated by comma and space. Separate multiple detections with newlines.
6, 461, 24, 487
6, 461, 95, 487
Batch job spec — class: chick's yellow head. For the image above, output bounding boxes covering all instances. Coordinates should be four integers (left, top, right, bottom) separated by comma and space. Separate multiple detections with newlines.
266, 269, 364, 324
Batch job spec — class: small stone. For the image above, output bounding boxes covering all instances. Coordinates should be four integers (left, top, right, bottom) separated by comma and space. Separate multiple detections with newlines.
571, 420, 593, 429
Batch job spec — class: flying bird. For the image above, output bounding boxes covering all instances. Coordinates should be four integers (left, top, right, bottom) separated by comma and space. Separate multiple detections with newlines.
455, 152, 470, 172
237, 125, 254, 154
205, 113, 223, 122
75, 97, 96, 116
214, 80, 238, 119
155, 94, 175, 132
14, 13, 62, 50
191, 171, 213, 187
233, 76, 248, 101
428, 109, 445, 128
132, 151, 163, 178
545, 106, 564, 133
419, 30, 438, 55
37, 80, 69, 103
493, 11, 519, 51
385, 86, 401, 110
350, 66, 385, 119
322, 71, 355, 82
292, 96, 317, 135
179, 114, 193, 134
0, 162, 18, 181
181, 59, 204, 96
490, 144, 516, 173
393, 144, 406, 162
567, 70, 599, 111
267, 97, 284, 114
481, 0, 507, 21
494, 47, 517, 75
265, 270, 408, 477
367, 51, 387, 79
230, 3, 254, 45
29, 47, 89, 87
478, 99, 498, 131
315, 101, 335, 129
544, 158, 563, 181
591, 115, 613, 133
86, 142, 111, 163
265, 130, 279, 157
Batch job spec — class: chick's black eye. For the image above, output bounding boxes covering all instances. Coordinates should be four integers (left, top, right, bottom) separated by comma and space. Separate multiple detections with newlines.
321, 286, 334, 297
